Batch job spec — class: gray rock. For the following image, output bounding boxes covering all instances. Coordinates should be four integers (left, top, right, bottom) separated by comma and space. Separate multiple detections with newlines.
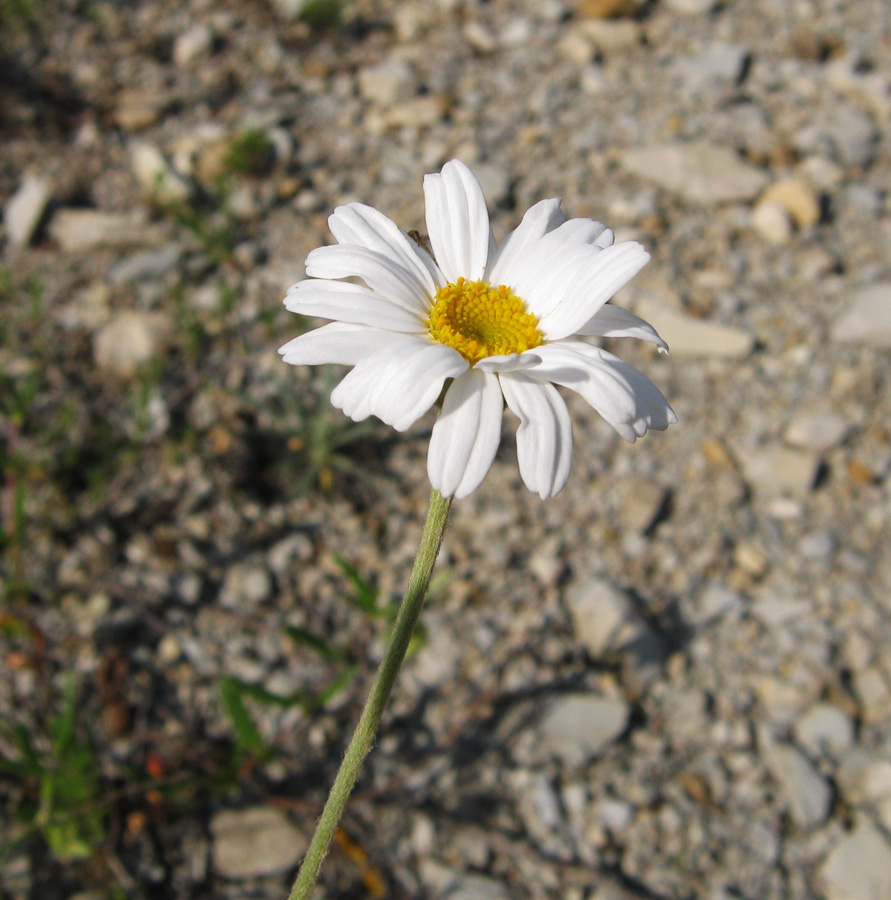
107, 245, 183, 285
797, 531, 838, 560
93, 311, 173, 376
750, 594, 810, 628
210, 806, 306, 879
760, 731, 832, 829
784, 411, 851, 452
635, 299, 755, 358
4, 174, 51, 247
832, 284, 891, 348
621, 142, 769, 205
113, 88, 168, 132
443, 875, 511, 900
614, 478, 668, 533
676, 43, 749, 90
565, 577, 661, 666
820, 824, 891, 900
597, 798, 633, 831
472, 163, 511, 208
794, 703, 855, 758
837, 748, 877, 804
219, 563, 272, 610
825, 104, 880, 168
537, 694, 630, 767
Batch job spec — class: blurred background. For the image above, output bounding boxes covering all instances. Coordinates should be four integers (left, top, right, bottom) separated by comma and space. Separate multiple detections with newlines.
1, 0, 890, 898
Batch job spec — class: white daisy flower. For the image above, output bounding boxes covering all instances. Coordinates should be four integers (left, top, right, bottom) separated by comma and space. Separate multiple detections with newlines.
280, 160, 677, 500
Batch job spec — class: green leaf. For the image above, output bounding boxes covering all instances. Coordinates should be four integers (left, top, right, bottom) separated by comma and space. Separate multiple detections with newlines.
218, 676, 269, 759
335, 555, 380, 615
282, 624, 344, 661
307, 663, 360, 713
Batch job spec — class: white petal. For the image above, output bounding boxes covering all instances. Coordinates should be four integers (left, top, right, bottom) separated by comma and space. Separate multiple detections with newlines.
537, 242, 650, 341
530, 342, 677, 441
279, 323, 398, 366
594, 228, 615, 249
330, 337, 467, 432
327, 202, 444, 293
428, 369, 503, 499
487, 198, 564, 286
548, 217, 611, 246
510, 239, 597, 321
500, 373, 573, 499
473, 352, 541, 373
576, 304, 669, 352
285, 280, 426, 332
424, 160, 490, 283
305, 245, 431, 315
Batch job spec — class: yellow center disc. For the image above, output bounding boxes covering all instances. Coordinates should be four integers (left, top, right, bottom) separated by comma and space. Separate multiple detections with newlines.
427, 278, 542, 366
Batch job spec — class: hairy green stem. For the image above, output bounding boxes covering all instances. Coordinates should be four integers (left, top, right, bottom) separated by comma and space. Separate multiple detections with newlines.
287, 488, 453, 900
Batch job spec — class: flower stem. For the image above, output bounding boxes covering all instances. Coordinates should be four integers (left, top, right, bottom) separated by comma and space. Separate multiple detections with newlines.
287, 488, 453, 900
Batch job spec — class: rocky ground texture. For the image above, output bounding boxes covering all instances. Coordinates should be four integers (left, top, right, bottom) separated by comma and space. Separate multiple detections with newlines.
2, 0, 891, 898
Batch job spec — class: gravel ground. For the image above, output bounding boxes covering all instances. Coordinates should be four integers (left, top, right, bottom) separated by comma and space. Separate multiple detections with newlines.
2, 1, 891, 899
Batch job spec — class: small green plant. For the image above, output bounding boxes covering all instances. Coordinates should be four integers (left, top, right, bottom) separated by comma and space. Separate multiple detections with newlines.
284, 367, 381, 493
0, 370, 42, 595
0, 0, 38, 30
169, 199, 238, 266
0, 675, 105, 861
300, 0, 347, 30
218, 557, 438, 764
224, 129, 275, 176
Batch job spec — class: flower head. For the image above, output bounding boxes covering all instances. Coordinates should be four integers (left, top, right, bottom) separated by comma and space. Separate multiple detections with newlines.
280, 161, 677, 499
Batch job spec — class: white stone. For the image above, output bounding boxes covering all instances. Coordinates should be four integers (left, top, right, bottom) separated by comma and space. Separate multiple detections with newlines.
49, 209, 165, 252
820, 824, 891, 900
558, 30, 595, 65
357, 59, 414, 106
173, 24, 213, 67
580, 64, 611, 94
751, 201, 793, 244
130, 142, 193, 204
621, 142, 769, 205
4, 174, 51, 247
832, 284, 891, 348
463, 20, 497, 53
784, 411, 850, 452
741, 446, 820, 496
794, 704, 854, 757
500, 17, 533, 47
93, 311, 173, 376
663, 0, 715, 11
537, 694, 630, 767
211, 807, 306, 879
635, 299, 755, 358
577, 19, 642, 50
863, 760, 891, 802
